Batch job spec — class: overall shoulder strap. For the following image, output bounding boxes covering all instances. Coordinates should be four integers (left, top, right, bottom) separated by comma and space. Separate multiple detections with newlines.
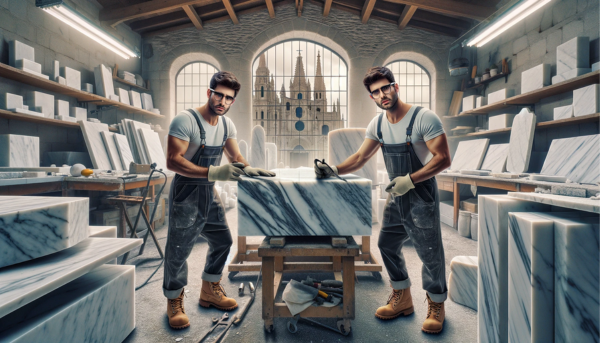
221, 117, 228, 148
186, 109, 206, 147
376, 112, 385, 146
406, 106, 424, 142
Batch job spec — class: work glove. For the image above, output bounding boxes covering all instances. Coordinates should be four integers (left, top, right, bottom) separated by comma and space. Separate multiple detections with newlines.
207, 162, 245, 182
314, 161, 338, 179
243, 166, 276, 177
385, 174, 415, 196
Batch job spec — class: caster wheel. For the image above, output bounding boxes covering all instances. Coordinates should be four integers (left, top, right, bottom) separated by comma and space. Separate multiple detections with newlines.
265, 324, 274, 333
372, 272, 382, 280
337, 320, 351, 336
287, 321, 298, 333
228, 271, 239, 280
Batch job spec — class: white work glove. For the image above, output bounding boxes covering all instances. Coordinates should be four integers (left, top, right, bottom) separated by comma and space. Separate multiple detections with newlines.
314, 161, 338, 179
207, 162, 245, 182
243, 166, 276, 177
385, 174, 415, 196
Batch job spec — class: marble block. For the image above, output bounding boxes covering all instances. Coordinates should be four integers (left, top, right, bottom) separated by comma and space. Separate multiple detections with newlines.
122, 119, 141, 163
1, 93, 24, 110
130, 121, 152, 164
60, 66, 81, 90
141, 93, 154, 110
328, 128, 377, 184
507, 212, 555, 343
57, 76, 66, 85
459, 169, 490, 176
593, 62, 600, 72
26, 91, 54, 118
0, 134, 39, 167
557, 36, 590, 75
55, 99, 69, 117
573, 84, 599, 117
0, 265, 135, 343
53, 60, 59, 80
450, 139, 489, 171
529, 174, 567, 182
480, 143, 510, 173
488, 88, 514, 104
521, 64, 551, 94
70, 107, 87, 121
79, 121, 112, 170
109, 94, 119, 102
117, 88, 130, 105
266, 143, 277, 170
238, 167, 371, 236
20, 67, 49, 79
0, 196, 89, 269
0, 172, 22, 179
129, 90, 142, 109
93, 64, 114, 97
250, 125, 266, 169
540, 134, 599, 184
100, 131, 124, 170
54, 115, 76, 123
552, 68, 591, 84
553, 105, 573, 120
476, 96, 487, 108
506, 108, 536, 174
238, 140, 248, 160
488, 113, 516, 130
507, 192, 600, 214
478, 195, 550, 343
448, 256, 477, 310
139, 128, 166, 170
113, 133, 135, 171
83, 83, 94, 93
8, 40, 34, 68
470, 213, 478, 241
15, 59, 41, 74
462, 95, 476, 112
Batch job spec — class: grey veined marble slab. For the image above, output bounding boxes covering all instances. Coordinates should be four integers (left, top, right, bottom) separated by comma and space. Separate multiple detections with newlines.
139, 128, 166, 170
100, 131, 124, 170
0, 265, 135, 343
328, 128, 377, 183
0, 134, 39, 168
250, 125, 266, 169
0, 237, 142, 318
506, 108, 536, 174
0, 196, 89, 269
480, 143, 510, 173
508, 192, 600, 214
540, 134, 599, 184
113, 133, 134, 171
237, 167, 371, 236
79, 120, 112, 170
450, 138, 489, 171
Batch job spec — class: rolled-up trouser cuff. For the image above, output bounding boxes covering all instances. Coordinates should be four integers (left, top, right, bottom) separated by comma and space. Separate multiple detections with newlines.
164, 287, 184, 299
390, 277, 411, 290
202, 271, 222, 282
427, 291, 447, 303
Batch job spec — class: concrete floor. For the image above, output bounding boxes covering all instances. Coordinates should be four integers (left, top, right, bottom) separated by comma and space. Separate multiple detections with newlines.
123, 207, 477, 343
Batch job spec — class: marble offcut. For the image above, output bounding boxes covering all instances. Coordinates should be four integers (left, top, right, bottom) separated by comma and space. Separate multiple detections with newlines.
557, 36, 590, 75
8, 40, 34, 68
480, 144, 510, 173
1, 93, 24, 110
93, 64, 114, 97
553, 105, 573, 120
79, 120, 112, 170
0, 134, 39, 168
520, 64, 551, 94
507, 192, 600, 214
60, 66, 81, 90
462, 95, 476, 112
113, 133, 134, 171
540, 134, 599, 184
552, 68, 591, 84
450, 139, 489, 171
506, 108, 536, 174
117, 88, 130, 105
573, 84, 599, 117
26, 91, 54, 118
129, 90, 142, 109
237, 167, 371, 236
328, 128, 377, 183
488, 88, 514, 104
448, 256, 477, 310
100, 131, 124, 170
488, 113, 516, 130
139, 128, 166, 170
249, 125, 266, 169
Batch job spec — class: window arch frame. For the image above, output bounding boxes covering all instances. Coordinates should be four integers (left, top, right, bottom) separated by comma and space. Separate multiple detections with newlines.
175, 61, 221, 114
382, 59, 431, 110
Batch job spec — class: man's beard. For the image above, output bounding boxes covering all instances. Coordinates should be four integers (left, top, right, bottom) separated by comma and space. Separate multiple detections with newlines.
375, 95, 398, 111
209, 101, 230, 116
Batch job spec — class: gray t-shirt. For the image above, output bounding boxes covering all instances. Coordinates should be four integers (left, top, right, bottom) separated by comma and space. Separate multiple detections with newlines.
366, 106, 445, 165
168, 109, 237, 161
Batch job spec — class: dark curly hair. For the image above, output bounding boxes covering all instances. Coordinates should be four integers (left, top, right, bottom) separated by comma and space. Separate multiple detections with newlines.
210, 71, 241, 97
363, 67, 395, 93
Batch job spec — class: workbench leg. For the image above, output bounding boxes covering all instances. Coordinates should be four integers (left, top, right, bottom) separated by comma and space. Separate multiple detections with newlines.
453, 181, 460, 229
342, 256, 355, 320
262, 256, 275, 332
118, 190, 127, 239
238, 236, 247, 262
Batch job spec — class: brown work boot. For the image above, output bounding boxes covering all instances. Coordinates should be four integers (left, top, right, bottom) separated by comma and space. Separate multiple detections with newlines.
422, 294, 445, 334
375, 286, 414, 320
167, 289, 190, 329
199, 279, 238, 311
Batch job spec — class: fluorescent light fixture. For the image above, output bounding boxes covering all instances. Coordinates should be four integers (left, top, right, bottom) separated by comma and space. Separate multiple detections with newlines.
39, 3, 138, 59
467, 0, 552, 47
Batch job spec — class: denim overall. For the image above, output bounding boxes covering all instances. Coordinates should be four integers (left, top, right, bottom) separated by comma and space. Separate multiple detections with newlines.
376, 106, 447, 302
163, 109, 233, 299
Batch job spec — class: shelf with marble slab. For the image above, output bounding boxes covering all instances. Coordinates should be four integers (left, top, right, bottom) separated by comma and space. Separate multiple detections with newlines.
0, 62, 164, 120
113, 76, 150, 92
0, 108, 119, 132
448, 113, 600, 140
445, 70, 600, 118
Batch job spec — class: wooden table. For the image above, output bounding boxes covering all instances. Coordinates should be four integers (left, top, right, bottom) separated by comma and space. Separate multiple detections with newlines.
257, 236, 359, 334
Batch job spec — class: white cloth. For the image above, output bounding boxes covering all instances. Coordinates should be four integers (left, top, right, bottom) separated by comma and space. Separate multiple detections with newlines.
282, 280, 341, 316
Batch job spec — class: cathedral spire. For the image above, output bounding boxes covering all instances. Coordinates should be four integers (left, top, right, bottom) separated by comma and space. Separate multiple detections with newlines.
289, 51, 310, 96
314, 51, 327, 100
259, 53, 267, 68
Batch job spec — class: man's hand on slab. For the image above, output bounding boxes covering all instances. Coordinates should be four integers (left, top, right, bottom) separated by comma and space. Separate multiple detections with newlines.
207, 163, 245, 182
385, 174, 415, 196
314, 161, 338, 179
243, 166, 276, 177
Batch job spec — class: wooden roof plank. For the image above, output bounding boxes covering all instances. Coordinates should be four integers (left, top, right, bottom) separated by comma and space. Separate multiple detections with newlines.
183, 5, 204, 29
382, 0, 494, 21
323, 0, 333, 16
361, 0, 377, 23
397, 4, 416, 29
265, 0, 275, 17
100, 0, 214, 25
222, 0, 240, 23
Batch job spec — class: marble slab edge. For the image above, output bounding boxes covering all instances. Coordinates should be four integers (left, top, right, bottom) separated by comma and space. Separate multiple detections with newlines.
507, 192, 600, 214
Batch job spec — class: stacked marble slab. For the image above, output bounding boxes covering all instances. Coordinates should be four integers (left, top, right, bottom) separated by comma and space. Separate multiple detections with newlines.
552, 37, 591, 84
462, 95, 476, 112
450, 138, 489, 171
539, 134, 599, 184
237, 167, 371, 236
0, 134, 39, 168
448, 256, 477, 310
60, 66, 81, 90
129, 90, 142, 109
79, 121, 113, 170
488, 88, 514, 105
141, 93, 154, 111
506, 108, 536, 174
94, 64, 115, 98
480, 143, 509, 173
26, 91, 54, 119
139, 128, 167, 170
573, 84, 599, 117
9, 40, 48, 79
328, 128, 377, 184
553, 104, 573, 120
0, 93, 44, 117
520, 64, 551, 94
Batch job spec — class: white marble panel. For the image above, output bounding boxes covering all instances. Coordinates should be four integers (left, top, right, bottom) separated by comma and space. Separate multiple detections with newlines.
540, 134, 599, 184
122, 119, 141, 163
0, 196, 89, 268
0, 134, 39, 167
508, 212, 555, 343
507, 192, 600, 214
83, 83, 94, 93
55, 99, 69, 117
238, 167, 371, 236
238, 140, 248, 160
552, 68, 591, 84
480, 143, 510, 173
521, 64, 551, 94
488, 88, 514, 104
79, 121, 112, 170
93, 64, 114, 97
57, 76, 66, 85
328, 128, 377, 183
15, 59, 41, 73
129, 90, 142, 109
478, 195, 550, 343
108, 94, 119, 102
61, 66, 81, 90
53, 60, 59, 80
528, 174, 567, 182
8, 40, 34, 67
1, 93, 23, 110
250, 125, 266, 169
117, 88, 130, 105
70, 107, 87, 121
100, 131, 123, 170
553, 105, 573, 120
462, 95, 476, 112
113, 133, 134, 171
141, 93, 154, 110
139, 128, 166, 170
26, 91, 54, 118
573, 84, 599, 117
0, 265, 135, 343
593, 62, 600, 72
506, 108, 536, 174
130, 121, 152, 164
476, 96, 487, 108
266, 143, 277, 170
450, 139, 489, 171
459, 169, 490, 176
489, 113, 516, 130
448, 256, 477, 310
557, 36, 590, 75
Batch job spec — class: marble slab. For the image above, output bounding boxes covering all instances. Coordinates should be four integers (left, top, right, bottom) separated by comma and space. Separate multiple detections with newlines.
55, 99, 69, 117
100, 131, 124, 170
238, 167, 371, 236
488, 88, 514, 105
70, 107, 87, 121
15, 59, 41, 74
53, 60, 59, 81
113, 133, 134, 171
1, 93, 23, 110
14, 107, 44, 117
238, 140, 248, 160
328, 129, 377, 184
489, 113, 516, 130
448, 256, 477, 310
459, 169, 490, 176
0, 265, 135, 343
83, 83, 94, 93
250, 125, 266, 169
79, 120, 112, 170
450, 139, 489, 171
508, 212, 555, 343
476, 96, 487, 108
130, 121, 152, 164
507, 192, 600, 213
0, 172, 22, 179
0, 134, 39, 168
57, 76, 66, 85
122, 119, 141, 163
129, 90, 142, 109
593, 62, 600, 72
93, 64, 114, 97
462, 95, 476, 112
117, 88, 130, 106
139, 128, 166, 170
552, 68, 591, 84
26, 91, 54, 118
573, 84, 599, 117
54, 115, 76, 123
141, 93, 153, 110
377, 198, 386, 223
478, 195, 550, 343
521, 64, 551, 94
529, 174, 567, 182
553, 104, 573, 120
557, 36, 590, 75
540, 134, 599, 184
8, 40, 34, 68
60, 66, 81, 90
506, 108, 536, 174
480, 144, 510, 173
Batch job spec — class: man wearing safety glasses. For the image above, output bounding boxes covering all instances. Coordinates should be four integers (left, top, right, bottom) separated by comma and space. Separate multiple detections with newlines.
164, 71, 275, 329
315, 67, 451, 334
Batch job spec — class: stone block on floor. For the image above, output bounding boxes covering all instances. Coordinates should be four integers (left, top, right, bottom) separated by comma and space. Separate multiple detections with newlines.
449, 256, 478, 310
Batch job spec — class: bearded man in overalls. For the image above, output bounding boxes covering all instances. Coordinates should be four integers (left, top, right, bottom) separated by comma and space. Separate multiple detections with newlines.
164, 71, 275, 329
315, 66, 452, 334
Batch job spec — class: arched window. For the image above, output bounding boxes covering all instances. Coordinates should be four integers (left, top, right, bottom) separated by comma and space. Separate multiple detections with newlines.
275, 113, 277, 119
384, 60, 430, 109
261, 111, 264, 119
176, 62, 219, 113
286, 102, 290, 110
295, 107, 302, 118
322, 125, 329, 135
261, 86, 264, 97
297, 93, 303, 99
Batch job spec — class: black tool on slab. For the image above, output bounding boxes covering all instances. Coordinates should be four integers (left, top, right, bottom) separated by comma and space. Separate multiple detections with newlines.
314, 158, 347, 182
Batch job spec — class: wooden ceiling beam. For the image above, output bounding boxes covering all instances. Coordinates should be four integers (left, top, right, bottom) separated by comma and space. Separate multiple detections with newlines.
361, 0, 377, 23
382, 0, 494, 21
182, 5, 203, 29
222, 0, 240, 23
397, 4, 416, 29
130, 11, 189, 31
100, 0, 216, 26
323, 0, 332, 16
297, 0, 303, 16
367, 0, 471, 30
265, 0, 275, 17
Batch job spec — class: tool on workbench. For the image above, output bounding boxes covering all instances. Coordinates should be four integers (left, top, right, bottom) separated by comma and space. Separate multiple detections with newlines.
306, 277, 343, 288
128, 162, 151, 174
318, 290, 333, 302
238, 282, 245, 296
314, 158, 347, 182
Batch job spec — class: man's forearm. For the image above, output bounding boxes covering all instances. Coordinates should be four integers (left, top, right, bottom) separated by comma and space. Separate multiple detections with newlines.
336, 153, 367, 175
409, 155, 450, 184
167, 155, 209, 178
